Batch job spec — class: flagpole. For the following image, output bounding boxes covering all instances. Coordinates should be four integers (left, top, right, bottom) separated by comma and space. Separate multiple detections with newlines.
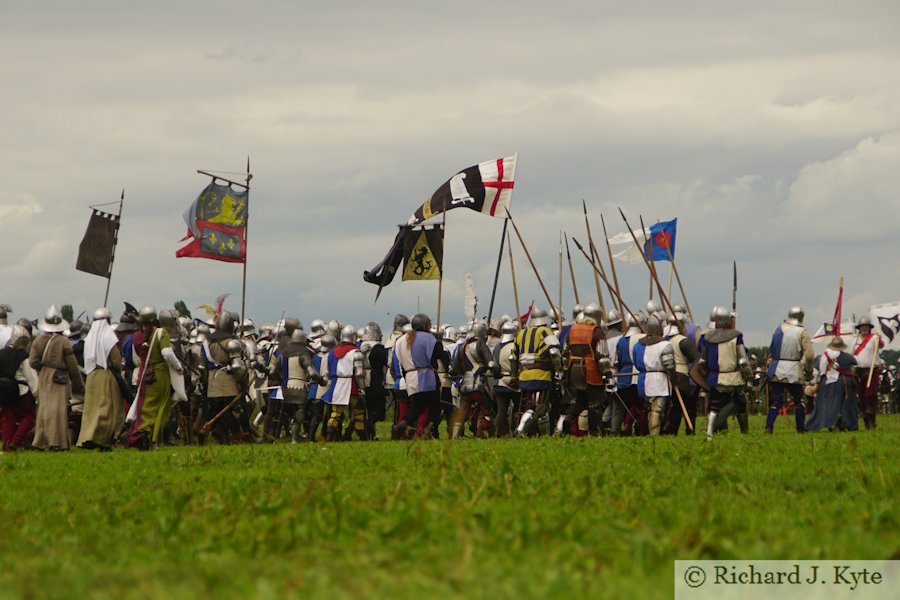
103, 189, 124, 308
436, 209, 446, 327
240, 157, 252, 328
640, 215, 656, 304
655, 219, 693, 321
600, 214, 625, 319
667, 263, 674, 300
504, 208, 555, 313
508, 229, 521, 320
619, 208, 678, 318
558, 231, 563, 322
486, 219, 508, 324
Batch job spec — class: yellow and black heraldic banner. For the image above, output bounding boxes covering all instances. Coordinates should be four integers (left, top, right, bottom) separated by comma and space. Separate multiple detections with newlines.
402, 225, 444, 281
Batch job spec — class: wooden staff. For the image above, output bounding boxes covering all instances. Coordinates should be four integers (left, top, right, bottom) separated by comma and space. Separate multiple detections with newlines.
640, 215, 657, 302
570, 237, 643, 332
486, 219, 509, 323
867, 333, 881, 388
436, 210, 447, 327
504, 208, 556, 313
558, 231, 564, 322
600, 213, 625, 319
618, 208, 678, 318
564, 232, 580, 305
672, 385, 693, 432
508, 229, 521, 319
582, 201, 607, 313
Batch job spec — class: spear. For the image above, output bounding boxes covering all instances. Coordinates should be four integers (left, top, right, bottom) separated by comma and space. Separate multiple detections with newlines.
558, 230, 564, 322
570, 237, 643, 332
732, 260, 737, 328
600, 213, 625, 319
564, 232, 580, 305
507, 228, 521, 320
504, 207, 556, 313
582, 201, 607, 314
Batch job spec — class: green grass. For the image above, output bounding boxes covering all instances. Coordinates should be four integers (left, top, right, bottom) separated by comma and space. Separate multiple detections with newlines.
1, 415, 898, 600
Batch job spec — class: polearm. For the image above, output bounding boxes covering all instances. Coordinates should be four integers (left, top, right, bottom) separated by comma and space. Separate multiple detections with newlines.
486, 219, 509, 323
103, 189, 124, 307
600, 213, 625, 319
504, 207, 556, 313
732, 260, 737, 328
564, 232, 580, 305
570, 237, 643, 332
582, 201, 607, 314
618, 208, 678, 319
507, 229, 521, 319
655, 218, 693, 321
558, 231, 563, 322
640, 215, 657, 303
436, 209, 447, 328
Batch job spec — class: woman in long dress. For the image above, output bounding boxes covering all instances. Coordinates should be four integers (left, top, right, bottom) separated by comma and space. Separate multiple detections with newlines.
77, 308, 125, 450
805, 336, 858, 432
29, 305, 85, 450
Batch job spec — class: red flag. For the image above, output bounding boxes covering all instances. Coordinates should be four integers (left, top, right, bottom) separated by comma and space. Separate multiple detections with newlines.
518, 301, 534, 325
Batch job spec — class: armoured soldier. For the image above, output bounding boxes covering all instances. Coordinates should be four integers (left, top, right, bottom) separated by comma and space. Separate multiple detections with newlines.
614, 312, 646, 436
697, 306, 752, 439
307, 333, 335, 441
437, 326, 458, 436
602, 308, 624, 433
511, 307, 561, 436
851, 316, 885, 429
492, 321, 519, 437
451, 321, 499, 438
359, 322, 388, 439
562, 303, 610, 436
270, 318, 318, 443
201, 310, 246, 444
391, 314, 446, 440
383, 314, 409, 423
633, 316, 675, 435
322, 325, 369, 441
662, 311, 701, 435
764, 306, 814, 434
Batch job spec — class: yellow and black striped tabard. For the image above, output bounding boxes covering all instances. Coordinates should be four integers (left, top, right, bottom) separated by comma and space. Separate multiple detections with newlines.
513, 325, 556, 391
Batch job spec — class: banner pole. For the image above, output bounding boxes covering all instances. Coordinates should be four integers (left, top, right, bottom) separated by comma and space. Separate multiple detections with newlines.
240, 157, 252, 328
436, 209, 446, 327
103, 189, 124, 308
486, 218, 508, 323
508, 228, 520, 320
504, 207, 555, 312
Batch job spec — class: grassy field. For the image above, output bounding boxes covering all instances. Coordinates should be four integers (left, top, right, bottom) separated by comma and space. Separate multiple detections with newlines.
1, 415, 898, 600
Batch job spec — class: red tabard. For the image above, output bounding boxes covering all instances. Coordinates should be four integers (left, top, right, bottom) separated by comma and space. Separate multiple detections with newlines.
567, 324, 604, 386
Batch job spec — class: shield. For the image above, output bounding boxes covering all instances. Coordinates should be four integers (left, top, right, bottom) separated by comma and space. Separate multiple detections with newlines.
689, 361, 710, 391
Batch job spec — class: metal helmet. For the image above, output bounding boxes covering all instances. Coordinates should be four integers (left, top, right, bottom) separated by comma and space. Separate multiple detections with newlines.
326, 319, 342, 339
672, 303, 686, 315
393, 314, 410, 331
93, 307, 112, 322
291, 329, 308, 346
282, 317, 301, 337
66, 320, 85, 339
471, 321, 488, 342
188, 330, 198, 344
645, 316, 664, 337
0, 304, 9, 325
178, 316, 193, 331
530, 307, 551, 327
411, 313, 431, 332
362, 322, 382, 342
159, 309, 178, 330
672, 311, 687, 325
582, 303, 602, 325
319, 333, 337, 352
216, 310, 238, 334
571, 303, 585, 321
240, 318, 256, 335
856, 316, 873, 330
606, 309, 623, 327
646, 300, 661, 314
138, 305, 158, 323
196, 323, 210, 343
442, 326, 457, 342
259, 323, 275, 340
489, 318, 504, 335
635, 308, 649, 326
340, 324, 357, 343
357, 327, 366, 340
309, 319, 326, 337
500, 321, 518, 343
786, 306, 805, 326
40, 305, 68, 334
624, 312, 638, 329
7, 325, 31, 348
15, 318, 33, 336
712, 305, 732, 327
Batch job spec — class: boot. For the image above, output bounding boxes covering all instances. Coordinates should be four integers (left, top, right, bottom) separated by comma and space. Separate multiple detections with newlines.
737, 413, 749, 434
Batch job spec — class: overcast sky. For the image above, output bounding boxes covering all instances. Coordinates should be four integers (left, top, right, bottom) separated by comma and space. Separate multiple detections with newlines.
2, 1, 899, 345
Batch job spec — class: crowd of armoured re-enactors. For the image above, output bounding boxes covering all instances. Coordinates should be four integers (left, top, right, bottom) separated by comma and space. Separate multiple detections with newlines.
0, 298, 893, 452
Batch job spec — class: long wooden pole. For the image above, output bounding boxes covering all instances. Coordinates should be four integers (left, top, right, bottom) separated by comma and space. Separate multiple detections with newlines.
619, 208, 678, 318
508, 229, 520, 319
486, 219, 508, 323
655, 219, 694, 321
582, 201, 607, 314
240, 157, 251, 328
103, 189, 124, 307
564, 232, 580, 305
867, 333, 880, 388
600, 214, 625, 319
504, 208, 555, 312
558, 231, 563, 322
570, 237, 643, 332
436, 210, 447, 327
640, 215, 656, 303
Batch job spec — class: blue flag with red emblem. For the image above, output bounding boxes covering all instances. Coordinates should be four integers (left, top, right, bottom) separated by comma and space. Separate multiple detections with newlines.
644, 218, 677, 262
